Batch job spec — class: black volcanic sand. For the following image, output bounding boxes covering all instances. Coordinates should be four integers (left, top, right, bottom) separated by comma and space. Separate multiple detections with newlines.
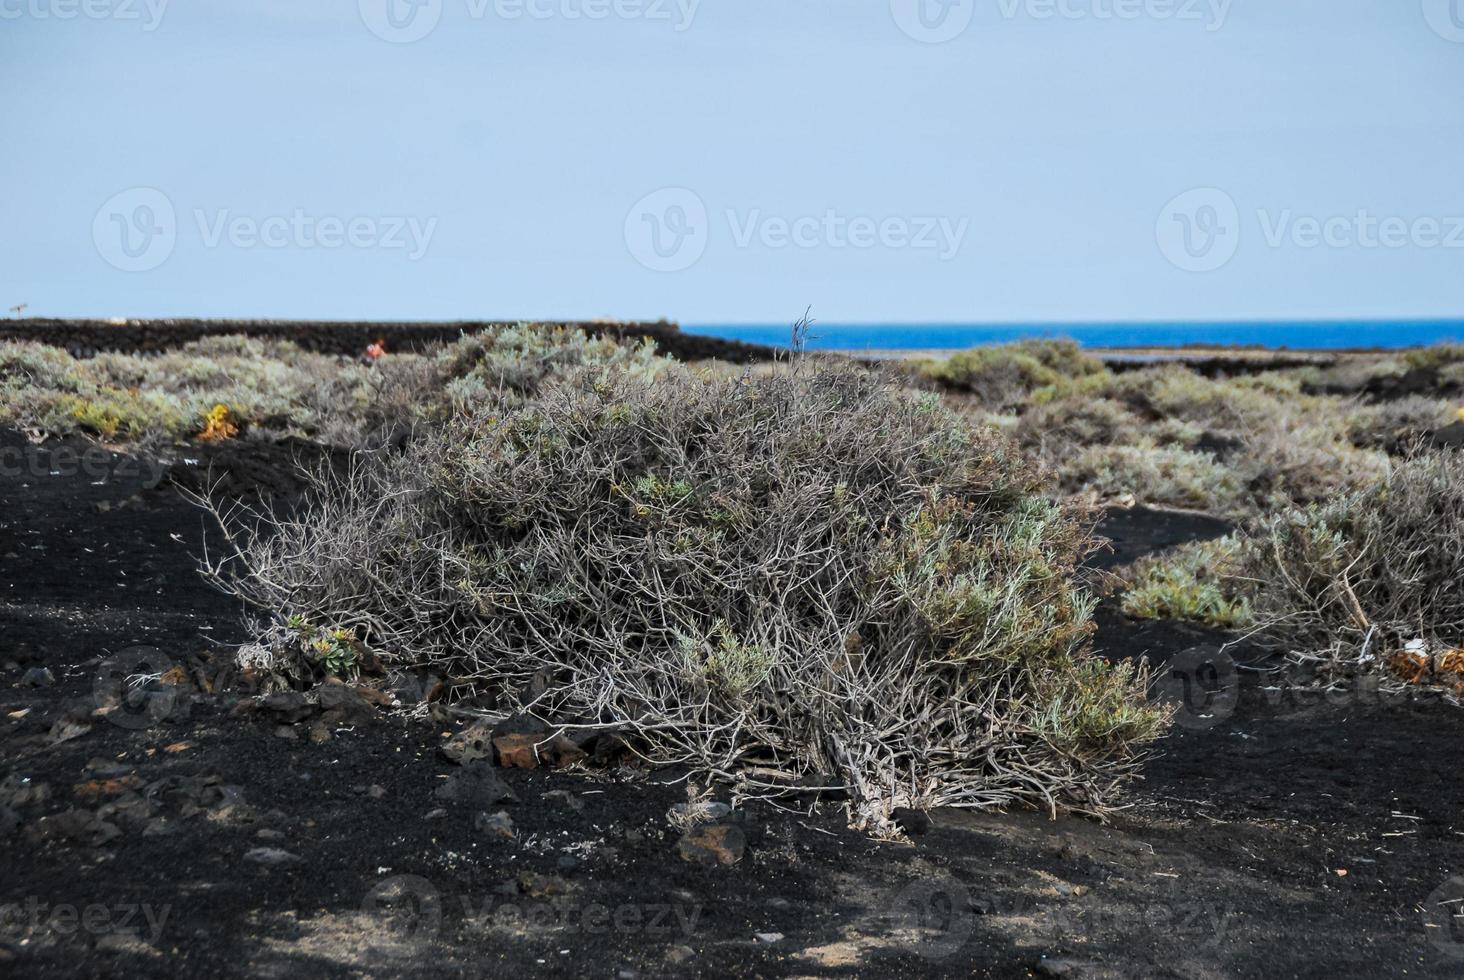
3, 434, 1464, 979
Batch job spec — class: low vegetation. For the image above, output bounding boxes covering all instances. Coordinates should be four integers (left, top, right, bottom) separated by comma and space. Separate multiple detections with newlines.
1120, 536, 1252, 629
0, 325, 671, 450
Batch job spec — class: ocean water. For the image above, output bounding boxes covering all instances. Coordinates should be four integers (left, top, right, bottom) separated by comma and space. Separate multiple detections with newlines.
683, 320, 1464, 352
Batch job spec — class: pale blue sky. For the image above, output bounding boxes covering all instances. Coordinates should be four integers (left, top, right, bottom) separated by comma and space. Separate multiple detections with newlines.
3, 0, 1463, 325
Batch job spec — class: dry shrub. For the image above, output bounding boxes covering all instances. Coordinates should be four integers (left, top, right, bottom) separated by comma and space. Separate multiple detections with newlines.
1238, 452, 1464, 694
1345, 396, 1458, 455
204, 363, 1166, 826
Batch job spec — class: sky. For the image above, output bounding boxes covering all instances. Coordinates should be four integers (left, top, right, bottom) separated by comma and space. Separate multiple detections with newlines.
2, 0, 1463, 326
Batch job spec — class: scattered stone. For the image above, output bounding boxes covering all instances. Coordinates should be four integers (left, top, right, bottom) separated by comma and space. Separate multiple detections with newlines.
433, 762, 518, 808
678, 824, 746, 867
354, 684, 395, 708
317, 680, 374, 724
755, 932, 784, 944
21, 667, 55, 687
256, 828, 287, 842
542, 789, 585, 812
666, 946, 695, 965
1034, 957, 1103, 978
272, 724, 299, 740
893, 807, 933, 837
28, 809, 120, 847
365, 784, 387, 800
158, 665, 193, 689
243, 847, 303, 867
95, 932, 157, 955
670, 801, 731, 824
0, 774, 52, 808
440, 721, 494, 765
260, 691, 315, 724
83, 758, 133, 777
47, 718, 91, 745
73, 776, 142, 801
475, 810, 515, 840
493, 732, 586, 770
307, 721, 331, 744
425, 808, 449, 820
585, 731, 631, 765
517, 872, 571, 898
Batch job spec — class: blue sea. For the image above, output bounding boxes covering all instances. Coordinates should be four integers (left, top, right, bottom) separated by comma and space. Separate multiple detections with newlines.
684, 320, 1464, 352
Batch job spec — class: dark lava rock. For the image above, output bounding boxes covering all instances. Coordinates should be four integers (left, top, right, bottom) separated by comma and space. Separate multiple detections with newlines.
542, 789, 586, 813
21, 666, 55, 687
677, 824, 746, 867
474, 810, 515, 840
260, 692, 315, 724
493, 732, 587, 770
440, 721, 494, 765
517, 872, 571, 898
317, 681, 375, 724
243, 847, 303, 867
433, 762, 518, 808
